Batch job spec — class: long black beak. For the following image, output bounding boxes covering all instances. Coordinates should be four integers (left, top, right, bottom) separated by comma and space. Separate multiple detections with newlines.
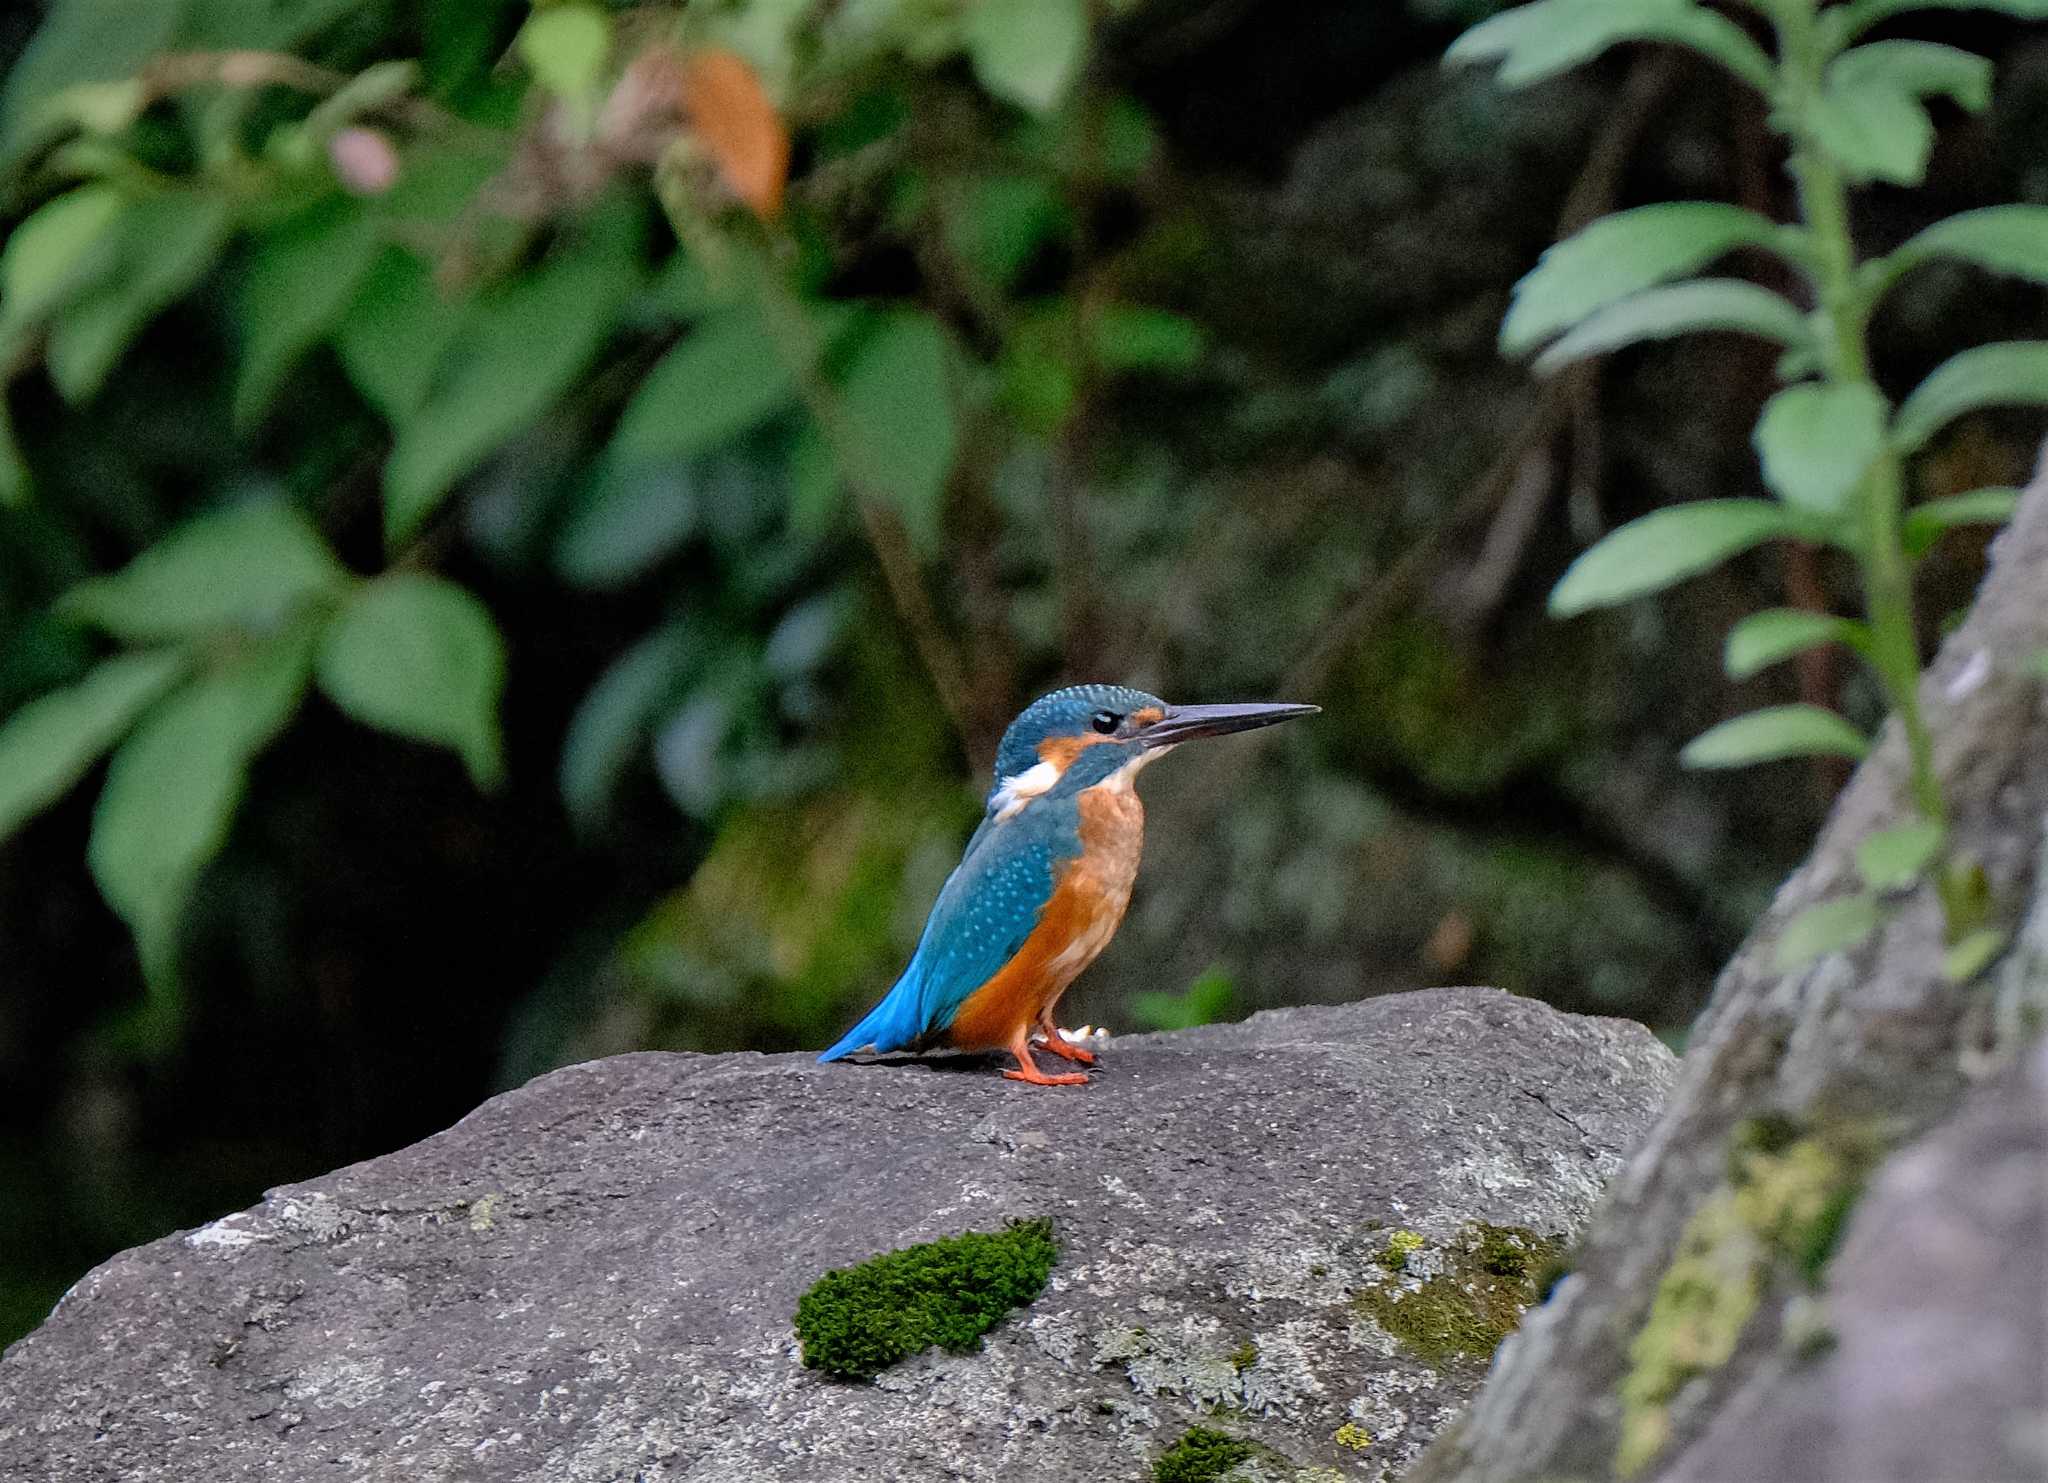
1134, 700, 1320, 749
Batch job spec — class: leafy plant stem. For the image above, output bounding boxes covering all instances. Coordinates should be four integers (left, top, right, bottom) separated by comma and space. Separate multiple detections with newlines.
656, 200, 976, 751
1775, 0, 1946, 834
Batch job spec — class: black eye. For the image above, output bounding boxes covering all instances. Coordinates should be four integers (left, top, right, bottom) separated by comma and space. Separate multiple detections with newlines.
1091, 709, 1121, 734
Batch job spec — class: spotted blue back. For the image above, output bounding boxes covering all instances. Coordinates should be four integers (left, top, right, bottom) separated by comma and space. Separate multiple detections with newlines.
817, 792, 1082, 1058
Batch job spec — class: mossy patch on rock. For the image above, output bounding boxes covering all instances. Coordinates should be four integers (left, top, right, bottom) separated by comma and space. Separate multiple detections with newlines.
1615, 1125, 1873, 1476
794, 1218, 1057, 1380
1373, 1229, 1426, 1272
1352, 1222, 1564, 1367
1152, 1426, 1257, 1482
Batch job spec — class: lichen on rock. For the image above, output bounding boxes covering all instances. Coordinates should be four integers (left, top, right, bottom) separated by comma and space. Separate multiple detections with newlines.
1614, 1122, 1871, 1476
1352, 1222, 1565, 1368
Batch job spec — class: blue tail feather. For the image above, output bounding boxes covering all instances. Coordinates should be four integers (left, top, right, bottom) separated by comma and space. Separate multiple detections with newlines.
818, 967, 926, 1061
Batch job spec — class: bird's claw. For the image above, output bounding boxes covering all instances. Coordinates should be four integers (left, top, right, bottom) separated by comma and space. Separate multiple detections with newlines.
1004, 1065, 1089, 1086
1035, 1034, 1096, 1066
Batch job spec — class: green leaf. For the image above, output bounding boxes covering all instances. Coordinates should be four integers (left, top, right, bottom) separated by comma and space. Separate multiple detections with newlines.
0, 401, 27, 507
334, 247, 468, 425
610, 310, 795, 462
184, 0, 363, 49
88, 627, 315, 983
1774, 894, 1881, 971
1893, 342, 2048, 454
384, 228, 638, 545
0, 649, 187, 841
554, 463, 696, 589
1549, 500, 1806, 617
1446, 0, 1774, 92
0, 0, 181, 165
1681, 705, 1870, 768
1753, 382, 1887, 515
1532, 279, 1807, 373
1856, 818, 1945, 892
1092, 306, 1205, 371
425, 0, 523, 96
0, 184, 125, 334
1835, 0, 2048, 47
48, 192, 233, 403
235, 197, 382, 428
316, 574, 506, 788
559, 623, 693, 831
837, 311, 959, 554
1941, 927, 2008, 985
965, 0, 1088, 113
947, 176, 1069, 291
1724, 608, 1860, 680
58, 502, 349, 643
1808, 44, 1986, 190
1902, 487, 2020, 557
1502, 204, 1783, 355
1832, 40, 1991, 110
517, 4, 611, 102
1886, 207, 2048, 293
788, 419, 843, 541
1809, 81, 1932, 188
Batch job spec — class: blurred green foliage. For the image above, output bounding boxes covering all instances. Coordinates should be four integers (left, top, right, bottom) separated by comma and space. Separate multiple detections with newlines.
1460, 0, 2048, 970
0, 0, 2043, 1352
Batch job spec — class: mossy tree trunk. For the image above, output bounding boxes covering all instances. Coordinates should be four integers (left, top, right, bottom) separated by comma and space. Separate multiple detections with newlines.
1414, 442, 2048, 1483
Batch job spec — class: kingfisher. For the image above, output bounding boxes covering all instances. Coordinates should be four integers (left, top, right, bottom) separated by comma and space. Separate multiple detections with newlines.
818, 684, 1317, 1085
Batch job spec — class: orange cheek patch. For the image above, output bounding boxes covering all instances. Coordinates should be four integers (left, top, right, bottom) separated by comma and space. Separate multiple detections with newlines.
1037, 734, 1121, 768
1129, 706, 1165, 728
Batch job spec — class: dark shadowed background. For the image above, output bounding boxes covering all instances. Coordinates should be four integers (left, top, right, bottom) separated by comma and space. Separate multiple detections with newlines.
1, 0, 2043, 1349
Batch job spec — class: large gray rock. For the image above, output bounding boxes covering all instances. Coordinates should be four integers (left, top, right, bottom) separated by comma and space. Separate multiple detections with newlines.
0, 989, 1673, 1482
1661, 1036, 2048, 1483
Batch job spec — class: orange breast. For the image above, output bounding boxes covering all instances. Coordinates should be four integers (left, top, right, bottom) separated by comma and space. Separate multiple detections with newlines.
946, 783, 1145, 1051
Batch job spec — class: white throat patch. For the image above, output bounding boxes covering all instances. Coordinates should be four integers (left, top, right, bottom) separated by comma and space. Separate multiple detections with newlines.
990, 759, 1061, 821
1090, 744, 1171, 795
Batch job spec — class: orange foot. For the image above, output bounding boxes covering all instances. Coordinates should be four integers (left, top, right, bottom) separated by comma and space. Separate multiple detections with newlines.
1005, 1036, 1088, 1085
1034, 1028, 1097, 1066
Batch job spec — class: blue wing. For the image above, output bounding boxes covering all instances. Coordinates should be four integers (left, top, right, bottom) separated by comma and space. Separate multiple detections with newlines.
818, 800, 1081, 1060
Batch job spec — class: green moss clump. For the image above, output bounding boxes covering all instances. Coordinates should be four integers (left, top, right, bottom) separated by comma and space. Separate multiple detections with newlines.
1352, 1222, 1565, 1367
1229, 1340, 1259, 1372
1153, 1427, 1257, 1483
794, 1218, 1057, 1380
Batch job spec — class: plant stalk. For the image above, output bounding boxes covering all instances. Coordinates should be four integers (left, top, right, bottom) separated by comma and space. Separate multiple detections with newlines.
1773, 0, 1947, 834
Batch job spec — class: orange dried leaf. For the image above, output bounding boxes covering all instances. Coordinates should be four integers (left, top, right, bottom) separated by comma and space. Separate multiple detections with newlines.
680, 48, 789, 222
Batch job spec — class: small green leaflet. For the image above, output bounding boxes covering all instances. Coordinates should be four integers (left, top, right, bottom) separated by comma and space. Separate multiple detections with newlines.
1774, 894, 1880, 971
1753, 382, 1887, 515
1723, 608, 1859, 681
58, 501, 349, 643
965, 0, 1087, 114
1549, 500, 1805, 617
1500, 203, 1783, 356
1892, 342, 2048, 454
1902, 488, 2019, 557
88, 627, 317, 984
1855, 818, 1944, 892
1532, 279, 1807, 374
0, 648, 188, 840
317, 574, 508, 789
1680, 705, 1869, 768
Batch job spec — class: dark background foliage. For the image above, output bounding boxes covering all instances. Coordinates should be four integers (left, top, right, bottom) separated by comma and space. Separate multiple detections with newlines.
1, 0, 2043, 1348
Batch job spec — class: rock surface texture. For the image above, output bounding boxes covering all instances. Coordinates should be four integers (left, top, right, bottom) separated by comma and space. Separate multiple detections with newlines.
1414, 450, 2048, 1483
0, 989, 1673, 1483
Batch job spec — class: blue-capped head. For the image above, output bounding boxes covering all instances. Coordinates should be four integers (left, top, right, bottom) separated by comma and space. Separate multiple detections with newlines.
986, 683, 1319, 811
